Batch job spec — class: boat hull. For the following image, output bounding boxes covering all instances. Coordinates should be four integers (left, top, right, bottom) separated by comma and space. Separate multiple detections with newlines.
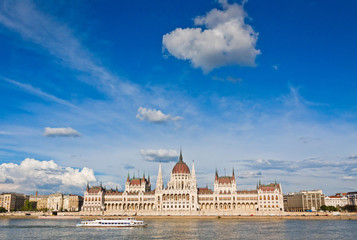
76, 224, 148, 228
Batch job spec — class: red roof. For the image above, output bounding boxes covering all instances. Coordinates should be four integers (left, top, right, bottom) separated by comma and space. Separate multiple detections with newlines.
130, 179, 142, 186
172, 161, 190, 174
105, 190, 123, 195
88, 186, 102, 193
198, 188, 213, 194
217, 176, 233, 184
260, 187, 276, 192
237, 190, 257, 194
328, 196, 341, 199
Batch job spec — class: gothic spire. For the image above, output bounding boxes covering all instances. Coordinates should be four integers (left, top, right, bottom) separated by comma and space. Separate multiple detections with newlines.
179, 149, 183, 162
156, 162, 163, 191
191, 160, 196, 178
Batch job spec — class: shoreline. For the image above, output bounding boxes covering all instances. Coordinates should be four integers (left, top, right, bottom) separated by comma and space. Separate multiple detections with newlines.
1, 213, 356, 221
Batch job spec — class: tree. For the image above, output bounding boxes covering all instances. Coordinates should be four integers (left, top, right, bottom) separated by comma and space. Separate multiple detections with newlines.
320, 205, 328, 211
21, 200, 36, 211
0, 207, 6, 213
342, 205, 357, 212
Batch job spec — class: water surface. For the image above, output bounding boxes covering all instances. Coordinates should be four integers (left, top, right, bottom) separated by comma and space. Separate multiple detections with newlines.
0, 218, 356, 239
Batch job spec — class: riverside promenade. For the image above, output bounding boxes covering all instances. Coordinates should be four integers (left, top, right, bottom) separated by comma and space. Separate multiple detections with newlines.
1, 212, 357, 220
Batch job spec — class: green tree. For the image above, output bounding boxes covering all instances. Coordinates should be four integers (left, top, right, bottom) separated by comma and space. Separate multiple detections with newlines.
0, 207, 6, 213
342, 205, 357, 212
320, 205, 328, 211
21, 200, 36, 211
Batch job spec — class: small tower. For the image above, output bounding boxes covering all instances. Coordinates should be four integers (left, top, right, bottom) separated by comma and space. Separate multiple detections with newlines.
191, 160, 197, 189
156, 162, 163, 191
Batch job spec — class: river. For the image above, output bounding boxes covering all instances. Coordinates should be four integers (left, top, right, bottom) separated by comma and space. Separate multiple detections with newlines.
0, 218, 356, 239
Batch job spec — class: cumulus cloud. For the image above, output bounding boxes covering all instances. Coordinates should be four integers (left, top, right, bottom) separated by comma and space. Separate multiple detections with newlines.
0, 158, 96, 194
140, 149, 179, 162
43, 127, 81, 137
136, 107, 182, 123
162, 1, 260, 72
343, 176, 354, 180
237, 171, 262, 179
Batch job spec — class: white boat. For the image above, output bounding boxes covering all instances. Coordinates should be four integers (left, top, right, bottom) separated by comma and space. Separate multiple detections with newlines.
76, 218, 147, 228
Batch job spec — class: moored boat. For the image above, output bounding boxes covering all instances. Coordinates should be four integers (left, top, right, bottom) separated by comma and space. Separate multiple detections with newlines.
76, 218, 147, 227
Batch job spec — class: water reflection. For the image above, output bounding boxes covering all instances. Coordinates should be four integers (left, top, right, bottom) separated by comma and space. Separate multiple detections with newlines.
0, 218, 356, 239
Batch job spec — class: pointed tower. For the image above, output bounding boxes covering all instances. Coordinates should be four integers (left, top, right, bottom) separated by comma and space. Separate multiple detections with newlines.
156, 162, 163, 191
191, 160, 197, 189
179, 149, 183, 162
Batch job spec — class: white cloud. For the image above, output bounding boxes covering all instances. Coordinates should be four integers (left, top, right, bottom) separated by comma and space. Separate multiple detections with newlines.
162, 1, 260, 72
136, 107, 182, 123
343, 176, 354, 180
237, 171, 262, 179
272, 65, 279, 71
43, 127, 81, 137
140, 149, 179, 162
0, 158, 96, 194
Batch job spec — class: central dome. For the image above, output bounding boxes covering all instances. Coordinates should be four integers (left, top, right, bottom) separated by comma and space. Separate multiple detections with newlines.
172, 150, 190, 174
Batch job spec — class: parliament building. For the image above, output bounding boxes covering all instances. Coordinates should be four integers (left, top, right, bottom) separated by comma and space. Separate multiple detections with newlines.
81, 151, 284, 215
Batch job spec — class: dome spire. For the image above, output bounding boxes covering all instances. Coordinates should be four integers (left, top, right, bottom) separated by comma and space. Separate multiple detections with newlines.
179, 148, 183, 162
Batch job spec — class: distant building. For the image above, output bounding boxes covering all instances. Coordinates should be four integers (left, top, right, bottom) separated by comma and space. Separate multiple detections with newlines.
284, 190, 325, 212
257, 181, 284, 213
68, 195, 83, 212
48, 193, 64, 211
325, 193, 348, 208
81, 151, 284, 216
346, 192, 357, 206
29, 191, 49, 210
46, 193, 83, 212
0, 193, 27, 212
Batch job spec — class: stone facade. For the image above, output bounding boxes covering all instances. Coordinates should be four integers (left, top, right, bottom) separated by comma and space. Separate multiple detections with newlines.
0, 193, 27, 212
48, 193, 64, 211
29, 192, 49, 210
68, 195, 84, 212
46, 193, 83, 212
81, 151, 284, 216
346, 192, 357, 206
284, 190, 325, 212
325, 193, 348, 208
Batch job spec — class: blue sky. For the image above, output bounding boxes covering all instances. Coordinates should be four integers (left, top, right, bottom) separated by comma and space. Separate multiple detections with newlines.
0, 0, 356, 195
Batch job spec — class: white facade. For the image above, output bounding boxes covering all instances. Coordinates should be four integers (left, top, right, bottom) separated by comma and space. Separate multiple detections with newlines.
47, 193, 63, 211
81, 151, 284, 216
325, 195, 348, 208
